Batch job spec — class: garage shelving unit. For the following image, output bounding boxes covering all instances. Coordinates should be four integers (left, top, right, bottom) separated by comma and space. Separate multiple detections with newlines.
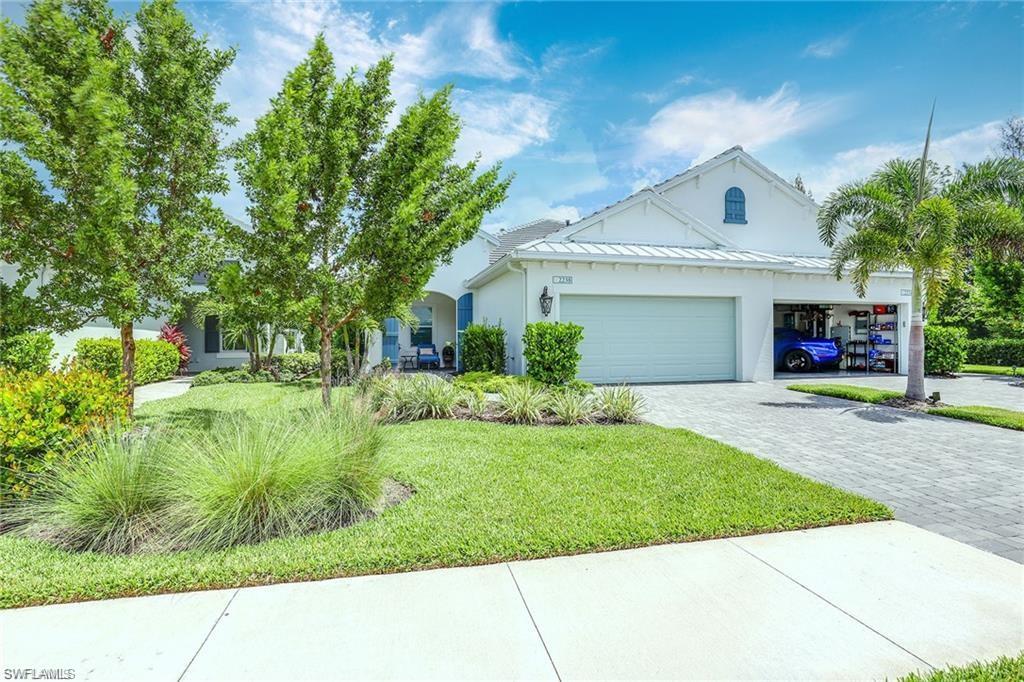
845, 308, 899, 374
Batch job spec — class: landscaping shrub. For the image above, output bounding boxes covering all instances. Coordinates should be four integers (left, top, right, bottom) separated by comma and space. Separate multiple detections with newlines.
191, 371, 227, 387
164, 403, 384, 550
75, 337, 180, 386
157, 324, 191, 373
0, 368, 129, 497
8, 428, 165, 553
548, 389, 593, 425
0, 331, 54, 374
462, 322, 507, 373
498, 381, 548, 425
964, 337, 1024, 367
595, 386, 646, 423
274, 352, 320, 376
923, 325, 967, 375
190, 369, 274, 387
455, 370, 530, 394
522, 321, 584, 385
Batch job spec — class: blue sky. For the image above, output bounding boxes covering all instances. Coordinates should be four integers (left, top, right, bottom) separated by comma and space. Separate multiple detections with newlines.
7, 1, 1023, 232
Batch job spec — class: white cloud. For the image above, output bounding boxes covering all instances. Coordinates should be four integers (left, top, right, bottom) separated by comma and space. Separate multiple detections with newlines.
454, 89, 556, 164
802, 35, 850, 59
630, 83, 840, 167
807, 120, 1003, 198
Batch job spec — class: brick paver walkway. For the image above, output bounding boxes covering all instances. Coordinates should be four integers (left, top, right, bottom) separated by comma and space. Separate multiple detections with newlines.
637, 381, 1024, 562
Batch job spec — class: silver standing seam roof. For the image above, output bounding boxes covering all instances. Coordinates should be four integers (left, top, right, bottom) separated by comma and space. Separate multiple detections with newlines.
516, 241, 792, 265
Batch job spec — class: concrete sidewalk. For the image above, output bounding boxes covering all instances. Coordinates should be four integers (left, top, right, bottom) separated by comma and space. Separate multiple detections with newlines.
2, 522, 1021, 681
134, 376, 193, 408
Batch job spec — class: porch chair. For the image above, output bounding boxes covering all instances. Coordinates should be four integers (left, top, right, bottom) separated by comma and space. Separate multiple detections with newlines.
416, 343, 441, 369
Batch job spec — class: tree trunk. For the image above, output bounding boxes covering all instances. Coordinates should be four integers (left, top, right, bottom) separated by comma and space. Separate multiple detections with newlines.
906, 272, 926, 401
319, 324, 332, 409
120, 323, 136, 418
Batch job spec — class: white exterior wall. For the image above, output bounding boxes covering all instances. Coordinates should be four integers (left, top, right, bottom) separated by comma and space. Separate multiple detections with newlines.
474, 267, 525, 374
505, 260, 775, 381
659, 159, 825, 255
475, 260, 912, 381
570, 200, 716, 247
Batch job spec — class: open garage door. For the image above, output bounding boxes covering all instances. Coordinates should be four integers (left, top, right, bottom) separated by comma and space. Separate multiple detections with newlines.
559, 295, 736, 384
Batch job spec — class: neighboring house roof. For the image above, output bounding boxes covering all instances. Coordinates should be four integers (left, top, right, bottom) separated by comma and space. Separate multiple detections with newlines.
489, 218, 567, 263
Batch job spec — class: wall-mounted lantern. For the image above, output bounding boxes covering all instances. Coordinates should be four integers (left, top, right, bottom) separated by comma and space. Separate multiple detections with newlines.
539, 286, 554, 316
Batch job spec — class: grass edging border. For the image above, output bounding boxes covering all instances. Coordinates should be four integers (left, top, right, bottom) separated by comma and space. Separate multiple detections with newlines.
2, 517, 891, 610
786, 384, 1024, 432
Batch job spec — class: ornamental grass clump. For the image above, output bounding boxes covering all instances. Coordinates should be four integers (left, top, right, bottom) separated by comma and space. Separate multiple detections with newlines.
7, 400, 386, 553
547, 389, 593, 425
595, 385, 646, 423
7, 427, 166, 554
498, 381, 548, 425
460, 388, 489, 419
368, 374, 462, 423
164, 401, 384, 551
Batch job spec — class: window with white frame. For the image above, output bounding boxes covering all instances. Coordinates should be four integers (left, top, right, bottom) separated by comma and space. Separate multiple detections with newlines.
410, 306, 433, 346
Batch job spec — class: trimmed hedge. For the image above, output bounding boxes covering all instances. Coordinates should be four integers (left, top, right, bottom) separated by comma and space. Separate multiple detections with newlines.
75, 337, 180, 386
1, 368, 129, 497
273, 352, 320, 376
924, 325, 966, 375
462, 322, 506, 374
0, 332, 54, 374
192, 369, 275, 387
964, 338, 1024, 367
522, 321, 584, 386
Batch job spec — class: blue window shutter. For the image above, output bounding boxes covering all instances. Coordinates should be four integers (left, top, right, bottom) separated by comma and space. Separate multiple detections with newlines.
383, 317, 399, 364
724, 186, 747, 224
456, 293, 473, 331
456, 293, 473, 371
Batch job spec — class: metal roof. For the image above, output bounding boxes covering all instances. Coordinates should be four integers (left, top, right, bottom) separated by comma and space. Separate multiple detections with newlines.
517, 240, 792, 265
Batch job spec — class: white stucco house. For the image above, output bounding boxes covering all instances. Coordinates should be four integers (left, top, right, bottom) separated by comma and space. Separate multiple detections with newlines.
5, 146, 912, 383
369, 146, 913, 383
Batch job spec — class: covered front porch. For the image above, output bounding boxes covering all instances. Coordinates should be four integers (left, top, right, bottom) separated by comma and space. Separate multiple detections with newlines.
382, 291, 472, 371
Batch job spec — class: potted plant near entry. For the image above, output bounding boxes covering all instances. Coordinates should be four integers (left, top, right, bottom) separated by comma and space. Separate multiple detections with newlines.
442, 340, 455, 367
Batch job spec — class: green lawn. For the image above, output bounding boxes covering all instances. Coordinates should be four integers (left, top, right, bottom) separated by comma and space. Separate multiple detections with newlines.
786, 383, 904, 404
0, 382, 891, 608
962, 364, 1021, 377
899, 652, 1023, 681
926, 405, 1024, 431
788, 383, 1024, 431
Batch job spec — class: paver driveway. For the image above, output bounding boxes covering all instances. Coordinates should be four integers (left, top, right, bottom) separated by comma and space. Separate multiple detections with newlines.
637, 381, 1024, 562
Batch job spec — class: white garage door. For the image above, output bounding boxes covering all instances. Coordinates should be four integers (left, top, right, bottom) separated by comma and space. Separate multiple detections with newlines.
559, 295, 736, 383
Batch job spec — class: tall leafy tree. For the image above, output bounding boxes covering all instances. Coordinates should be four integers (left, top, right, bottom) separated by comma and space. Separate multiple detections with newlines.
818, 111, 1024, 400
235, 36, 510, 407
192, 262, 302, 373
0, 0, 234, 412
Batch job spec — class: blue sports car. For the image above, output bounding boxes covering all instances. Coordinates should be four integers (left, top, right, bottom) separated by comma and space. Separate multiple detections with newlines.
774, 327, 844, 372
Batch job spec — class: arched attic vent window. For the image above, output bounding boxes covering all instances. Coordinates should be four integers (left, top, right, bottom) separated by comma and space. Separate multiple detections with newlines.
724, 187, 747, 224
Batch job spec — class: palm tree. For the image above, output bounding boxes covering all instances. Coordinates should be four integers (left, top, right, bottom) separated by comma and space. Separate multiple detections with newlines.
818, 112, 1024, 401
